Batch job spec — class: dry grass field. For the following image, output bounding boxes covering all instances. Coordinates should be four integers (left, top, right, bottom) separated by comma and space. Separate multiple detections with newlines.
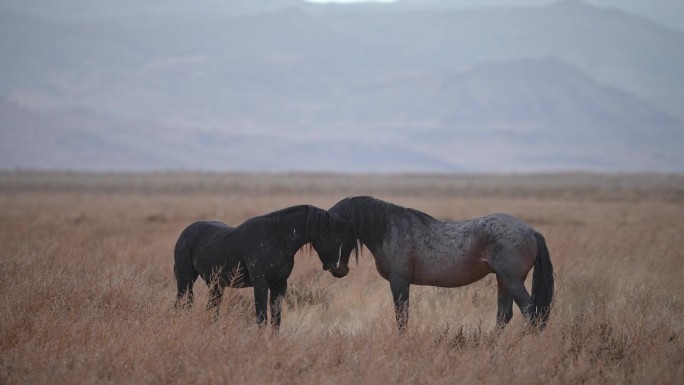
1, 171, 683, 384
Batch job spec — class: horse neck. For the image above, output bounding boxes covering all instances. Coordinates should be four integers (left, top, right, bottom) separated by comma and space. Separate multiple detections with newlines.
345, 204, 386, 252
273, 206, 321, 250
350, 200, 425, 252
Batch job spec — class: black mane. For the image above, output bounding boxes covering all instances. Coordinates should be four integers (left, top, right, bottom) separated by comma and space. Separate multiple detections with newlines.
330, 196, 434, 251
263, 204, 339, 238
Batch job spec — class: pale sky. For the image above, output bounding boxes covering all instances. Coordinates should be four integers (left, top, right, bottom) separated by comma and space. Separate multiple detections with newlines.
306, 0, 397, 3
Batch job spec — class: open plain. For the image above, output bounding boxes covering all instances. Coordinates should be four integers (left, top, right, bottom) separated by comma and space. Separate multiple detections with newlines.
1, 171, 683, 384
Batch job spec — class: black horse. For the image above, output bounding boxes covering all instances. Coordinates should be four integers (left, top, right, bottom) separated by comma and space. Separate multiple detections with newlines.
173, 205, 350, 329
327, 196, 554, 331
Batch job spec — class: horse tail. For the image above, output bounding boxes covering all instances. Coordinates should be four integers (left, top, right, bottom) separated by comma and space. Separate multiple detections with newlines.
531, 231, 554, 328
173, 224, 200, 308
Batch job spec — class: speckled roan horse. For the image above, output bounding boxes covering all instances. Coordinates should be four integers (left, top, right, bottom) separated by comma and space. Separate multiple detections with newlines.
327, 196, 554, 330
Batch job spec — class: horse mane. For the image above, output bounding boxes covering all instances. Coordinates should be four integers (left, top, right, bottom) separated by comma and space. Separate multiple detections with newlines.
265, 205, 345, 259
304, 205, 339, 236
331, 196, 434, 252
264, 204, 339, 238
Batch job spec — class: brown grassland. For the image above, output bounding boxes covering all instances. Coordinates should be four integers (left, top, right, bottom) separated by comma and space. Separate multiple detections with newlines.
1, 171, 683, 384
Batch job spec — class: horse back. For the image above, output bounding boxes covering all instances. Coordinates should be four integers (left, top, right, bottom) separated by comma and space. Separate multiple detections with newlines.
476, 213, 537, 247
398, 213, 536, 287
174, 221, 234, 265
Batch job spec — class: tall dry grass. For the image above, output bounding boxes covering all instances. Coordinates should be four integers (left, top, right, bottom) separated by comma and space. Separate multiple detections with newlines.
1, 172, 683, 384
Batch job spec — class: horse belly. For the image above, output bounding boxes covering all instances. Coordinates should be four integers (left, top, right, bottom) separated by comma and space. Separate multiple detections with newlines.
412, 253, 492, 287
193, 251, 252, 287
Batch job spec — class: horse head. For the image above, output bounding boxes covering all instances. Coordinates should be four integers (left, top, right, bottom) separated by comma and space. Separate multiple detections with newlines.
311, 215, 355, 278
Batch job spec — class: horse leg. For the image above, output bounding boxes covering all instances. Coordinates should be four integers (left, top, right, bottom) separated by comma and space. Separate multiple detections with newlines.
269, 279, 288, 331
495, 275, 514, 328
500, 277, 535, 325
253, 280, 269, 327
175, 270, 199, 309
175, 281, 195, 309
206, 283, 224, 320
390, 275, 410, 331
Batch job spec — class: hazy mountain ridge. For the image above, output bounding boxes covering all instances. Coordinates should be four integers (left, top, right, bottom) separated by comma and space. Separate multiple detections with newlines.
3, 0, 682, 32
0, 100, 460, 171
1, 1, 682, 171
320, 57, 683, 171
312, 0, 684, 119
396, 0, 684, 33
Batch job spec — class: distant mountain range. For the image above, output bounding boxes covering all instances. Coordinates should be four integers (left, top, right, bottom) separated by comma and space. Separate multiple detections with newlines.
1, 0, 683, 171
2, 0, 683, 32
396, 1, 684, 33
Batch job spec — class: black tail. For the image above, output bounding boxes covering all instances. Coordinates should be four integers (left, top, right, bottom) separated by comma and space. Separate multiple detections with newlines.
174, 230, 198, 308
531, 232, 554, 328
